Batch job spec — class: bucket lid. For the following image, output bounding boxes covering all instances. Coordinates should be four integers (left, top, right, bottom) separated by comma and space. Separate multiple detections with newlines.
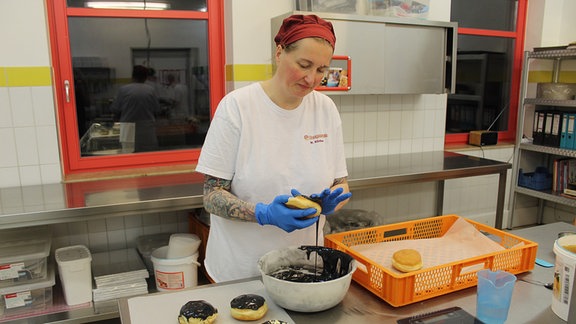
55, 245, 92, 263
555, 235, 576, 256
151, 246, 199, 265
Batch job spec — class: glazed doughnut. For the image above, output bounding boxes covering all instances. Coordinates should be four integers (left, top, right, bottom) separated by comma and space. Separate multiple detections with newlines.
178, 300, 218, 324
230, 294, 268, 321
285, 195, 321, 218
391, 249, 423, 272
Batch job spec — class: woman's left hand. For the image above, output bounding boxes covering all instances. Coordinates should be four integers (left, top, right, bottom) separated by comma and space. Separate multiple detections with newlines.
291, 188, 352, 215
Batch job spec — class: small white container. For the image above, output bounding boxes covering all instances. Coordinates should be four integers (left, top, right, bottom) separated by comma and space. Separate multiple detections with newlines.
55, 245, 92, 305
552, 235, 576, 321
151, 246, 200, 292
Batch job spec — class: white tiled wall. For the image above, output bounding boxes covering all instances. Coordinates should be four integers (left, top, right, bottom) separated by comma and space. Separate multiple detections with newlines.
330, 93, 516, 227
332, 93, 443, 224
50, 211, 191, 253
332, 94, 447, 158
0, 86, 62, 187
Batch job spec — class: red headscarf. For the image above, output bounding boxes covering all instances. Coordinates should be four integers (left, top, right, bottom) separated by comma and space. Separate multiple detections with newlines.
274, 14, 336, 48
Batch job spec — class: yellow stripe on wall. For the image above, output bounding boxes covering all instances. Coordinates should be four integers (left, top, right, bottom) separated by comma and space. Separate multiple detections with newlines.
528, 70, 576, 83
226, 64, 273, 81
2, 67, 52, 87
0, 68, 6, 87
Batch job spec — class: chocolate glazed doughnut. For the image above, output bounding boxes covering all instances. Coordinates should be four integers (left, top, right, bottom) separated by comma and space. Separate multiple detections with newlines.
230, 294, 268, 321
178, 300, 218, 324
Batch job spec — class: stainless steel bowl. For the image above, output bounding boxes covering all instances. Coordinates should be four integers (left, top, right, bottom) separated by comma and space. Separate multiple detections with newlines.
258, 245, 356, 312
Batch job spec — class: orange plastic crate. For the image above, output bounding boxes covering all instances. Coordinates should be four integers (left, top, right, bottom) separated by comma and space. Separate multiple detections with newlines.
324, 215, 538, 307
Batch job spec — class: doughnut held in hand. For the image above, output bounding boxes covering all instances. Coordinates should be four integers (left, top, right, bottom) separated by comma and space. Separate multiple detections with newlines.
178, 300, 218, 324
391, 249, 423, 273
285, 195, 321, 218
230, 294, 268, 321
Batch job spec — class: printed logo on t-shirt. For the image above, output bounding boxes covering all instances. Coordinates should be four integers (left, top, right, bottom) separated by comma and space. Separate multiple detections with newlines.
304, 133, 328, 144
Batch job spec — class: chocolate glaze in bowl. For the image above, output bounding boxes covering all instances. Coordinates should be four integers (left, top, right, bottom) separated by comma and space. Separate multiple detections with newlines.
258, 245, 356, 312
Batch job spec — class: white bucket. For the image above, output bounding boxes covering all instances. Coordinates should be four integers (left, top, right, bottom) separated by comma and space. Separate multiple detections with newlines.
552, 235, 576, 321
151, 246, 200, 292
54, 245, 92, 305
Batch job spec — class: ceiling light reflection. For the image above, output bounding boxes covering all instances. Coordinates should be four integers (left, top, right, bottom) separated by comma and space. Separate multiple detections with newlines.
85, 1, 170, 10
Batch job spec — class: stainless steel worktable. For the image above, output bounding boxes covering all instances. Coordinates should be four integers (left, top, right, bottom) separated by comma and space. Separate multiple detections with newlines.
4, 221, 566, 324
346, 151, 511, 229
0, 151, 510, 230
117, 222, 571, 324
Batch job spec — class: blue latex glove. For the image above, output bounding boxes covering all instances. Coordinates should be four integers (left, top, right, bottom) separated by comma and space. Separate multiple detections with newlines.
255, 195, 318, 233
292, 188, 352, 215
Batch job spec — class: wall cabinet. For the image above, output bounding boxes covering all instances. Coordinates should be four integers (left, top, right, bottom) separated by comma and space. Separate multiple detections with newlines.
508, 49, 576, 227
272, 12, 457, 95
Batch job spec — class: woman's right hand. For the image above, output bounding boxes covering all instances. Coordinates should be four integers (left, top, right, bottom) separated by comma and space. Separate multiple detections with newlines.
255, 195, 318, 233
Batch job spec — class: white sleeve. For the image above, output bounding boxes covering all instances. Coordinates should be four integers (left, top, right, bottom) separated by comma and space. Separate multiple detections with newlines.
195, 96, 241, 180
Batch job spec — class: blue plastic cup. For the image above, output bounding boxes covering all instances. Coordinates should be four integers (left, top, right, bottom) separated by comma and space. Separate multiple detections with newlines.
476, 269, 517, 324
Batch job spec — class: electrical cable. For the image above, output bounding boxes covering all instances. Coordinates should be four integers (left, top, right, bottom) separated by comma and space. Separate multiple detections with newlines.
487, 103, 509, 132
144, 0, 151, 68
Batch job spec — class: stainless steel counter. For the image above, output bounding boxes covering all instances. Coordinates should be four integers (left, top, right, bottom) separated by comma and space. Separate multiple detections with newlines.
0, 151, 511, 230
5, 221, 567, 324
118, 222, 572, 324
285, 221, 568, 324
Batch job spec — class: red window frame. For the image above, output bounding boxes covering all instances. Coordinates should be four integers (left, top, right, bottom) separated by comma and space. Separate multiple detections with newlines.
45, 0, 225, 177
445, 0, 527, 146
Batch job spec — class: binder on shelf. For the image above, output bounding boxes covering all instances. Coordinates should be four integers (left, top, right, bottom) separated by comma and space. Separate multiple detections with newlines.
533, 111, 545, 145
571, 113, 576, 150
550, 112, 563, 147
560, 113, 570, 149
542, 111, 555, 146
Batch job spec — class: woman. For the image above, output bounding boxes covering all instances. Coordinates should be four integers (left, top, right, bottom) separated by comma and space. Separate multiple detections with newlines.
195, 14, 351, 283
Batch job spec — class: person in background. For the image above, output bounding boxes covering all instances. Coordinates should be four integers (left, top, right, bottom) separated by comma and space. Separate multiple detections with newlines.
145, 67, 164, 98
195, 14, 352, 283
110, 65, 161, 153
165, 73, 189, 120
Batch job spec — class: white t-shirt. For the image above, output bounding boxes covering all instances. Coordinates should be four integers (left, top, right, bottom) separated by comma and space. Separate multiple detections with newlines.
195, 82, 348, 282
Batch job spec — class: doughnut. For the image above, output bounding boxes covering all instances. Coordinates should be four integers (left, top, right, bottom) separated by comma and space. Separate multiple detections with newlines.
261, 321, 288, 324
178, 300, 218, 324
391, 249, 423, 272
285, 195, 321, 218
230, 294, 268, 321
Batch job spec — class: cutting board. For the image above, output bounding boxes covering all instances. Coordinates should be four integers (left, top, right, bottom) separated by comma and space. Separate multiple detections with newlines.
122, 280, 294, 323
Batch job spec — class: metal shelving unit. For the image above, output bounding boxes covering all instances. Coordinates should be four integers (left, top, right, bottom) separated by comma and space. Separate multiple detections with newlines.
508, 49, 576, 228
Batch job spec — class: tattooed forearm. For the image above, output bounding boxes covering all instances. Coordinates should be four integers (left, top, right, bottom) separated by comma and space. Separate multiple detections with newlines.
203, 175, 257, 222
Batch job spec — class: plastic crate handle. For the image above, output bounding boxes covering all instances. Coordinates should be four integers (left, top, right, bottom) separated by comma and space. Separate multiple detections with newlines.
455, 256, 492, 277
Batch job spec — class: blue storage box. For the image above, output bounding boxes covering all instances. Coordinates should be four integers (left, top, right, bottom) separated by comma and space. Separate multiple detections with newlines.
518, 167, 553, 190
